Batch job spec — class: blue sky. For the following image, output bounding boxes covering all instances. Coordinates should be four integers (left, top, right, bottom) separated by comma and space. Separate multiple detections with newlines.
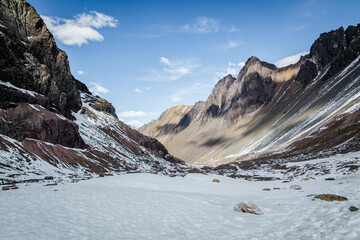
28, 0, 360, 127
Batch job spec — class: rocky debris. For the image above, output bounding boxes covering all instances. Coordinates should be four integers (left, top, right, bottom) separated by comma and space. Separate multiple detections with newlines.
349, 206, 358, 212
262, 188, 271, 191
314, 194, 348, 201
302, 178, 311, 181
212, 178, 220, 183
325, 178, 335, 181
233, 201, 263, 215
290, 185, 302, 190
273, 187, 280, 190
2, 184, 18, 190
44, 176, 53, 180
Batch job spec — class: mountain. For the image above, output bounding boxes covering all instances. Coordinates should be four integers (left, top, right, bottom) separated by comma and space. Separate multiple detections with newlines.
0, 0, 191, 183
140, 24, 360, 166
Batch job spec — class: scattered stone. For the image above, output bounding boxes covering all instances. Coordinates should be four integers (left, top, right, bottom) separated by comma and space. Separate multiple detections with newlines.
314, 194, 348, 201
44, 183, 58, 186
2, 184, 18, 191
349, 206, 358, 212
301, 178, 311, 181
44, 176, 54, 180
212, 178, 220, 183
307, 194, 317, 197
273, 187, 280, 190
262, 188, 271, 191
233, 201, 263, 215
99, 174, 105, 178
290, 185, 302, 190
325, 178, 335, 181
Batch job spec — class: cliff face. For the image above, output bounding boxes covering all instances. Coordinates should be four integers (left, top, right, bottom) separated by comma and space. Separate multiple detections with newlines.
0, 0, 192, 182
140, 24, 360, 166
0, 0, 87, 119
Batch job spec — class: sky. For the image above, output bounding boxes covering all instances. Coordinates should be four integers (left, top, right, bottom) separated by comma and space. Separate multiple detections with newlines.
27, 0, 360, 128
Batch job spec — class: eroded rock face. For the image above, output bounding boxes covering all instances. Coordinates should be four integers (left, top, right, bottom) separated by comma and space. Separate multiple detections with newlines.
90, 97, 117, 117
0, 103, 86, 148
0, 0, 90, 119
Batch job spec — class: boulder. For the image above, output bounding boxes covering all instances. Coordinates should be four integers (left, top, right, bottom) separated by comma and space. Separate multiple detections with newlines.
212, 178, 220, 183
290, 185, 302, 190
314, 194, 348, 201
233, 201, 263, 215
349, 206, 358, 212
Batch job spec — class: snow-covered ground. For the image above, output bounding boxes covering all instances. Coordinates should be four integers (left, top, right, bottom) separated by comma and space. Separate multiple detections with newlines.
1, 154, 360, 240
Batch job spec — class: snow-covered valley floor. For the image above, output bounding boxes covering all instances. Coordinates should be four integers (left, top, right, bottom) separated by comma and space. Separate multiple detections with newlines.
1, 156, 360, 240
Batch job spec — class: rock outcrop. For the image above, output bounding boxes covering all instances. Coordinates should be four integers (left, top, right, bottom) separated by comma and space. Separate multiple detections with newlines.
140, 24, 360, 166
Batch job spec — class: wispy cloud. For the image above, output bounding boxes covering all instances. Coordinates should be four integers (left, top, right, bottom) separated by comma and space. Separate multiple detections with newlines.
126, 120, 143, 129
178, 16, 219, 33
133, 16, 239, 38
166, 82, 213, 103
215, 61, 245, 79
42, 11, 118, 46
89, 81, 109, 95
220, 40, 244, 51
139, 57, 200, 82
134, 88, 143, 93
275, 52, 308, 68
76, 70, 88, 76
224, 25, 240, 33
134, 87, 151, 93
117, 111, 158, 118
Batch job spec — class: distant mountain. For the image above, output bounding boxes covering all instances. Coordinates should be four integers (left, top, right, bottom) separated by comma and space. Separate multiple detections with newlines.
140, 24, 360, 166
0, 0, 190, 183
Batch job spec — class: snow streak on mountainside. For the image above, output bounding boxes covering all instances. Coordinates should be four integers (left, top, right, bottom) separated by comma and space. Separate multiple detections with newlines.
0, 0, 191, 183
141, 24, 360, 166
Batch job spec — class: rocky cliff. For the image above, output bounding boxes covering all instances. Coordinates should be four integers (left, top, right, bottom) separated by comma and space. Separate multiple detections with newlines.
140, 24, 360, 166
0, 0, 193, 183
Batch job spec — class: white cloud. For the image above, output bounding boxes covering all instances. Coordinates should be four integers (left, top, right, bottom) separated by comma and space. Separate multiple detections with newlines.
139, 57, 200, 82
178, 16, 219, 33
117, 111, 158, 118
134, 88, 143, 93
89, 82, 109, 95
215, 61, 245, 79
42, 11, 118, 46
134, 87, 151, 93
77, 70, 87, 76
126, 120, 143, 129
275, 52, 308, 68
160, 57, 171, 65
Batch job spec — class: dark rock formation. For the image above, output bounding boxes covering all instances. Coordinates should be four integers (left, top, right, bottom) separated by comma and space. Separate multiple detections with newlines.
0, 0, 89, 119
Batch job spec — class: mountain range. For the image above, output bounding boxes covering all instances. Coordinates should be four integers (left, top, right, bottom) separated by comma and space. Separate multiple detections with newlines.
140, 24, 360, 166
0, 0, 359, 182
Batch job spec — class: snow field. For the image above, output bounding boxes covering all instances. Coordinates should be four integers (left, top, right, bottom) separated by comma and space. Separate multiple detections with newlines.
1, 171, 359, 240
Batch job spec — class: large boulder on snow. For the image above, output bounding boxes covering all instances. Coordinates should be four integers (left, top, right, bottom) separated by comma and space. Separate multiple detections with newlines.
233, 201, 263, 215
